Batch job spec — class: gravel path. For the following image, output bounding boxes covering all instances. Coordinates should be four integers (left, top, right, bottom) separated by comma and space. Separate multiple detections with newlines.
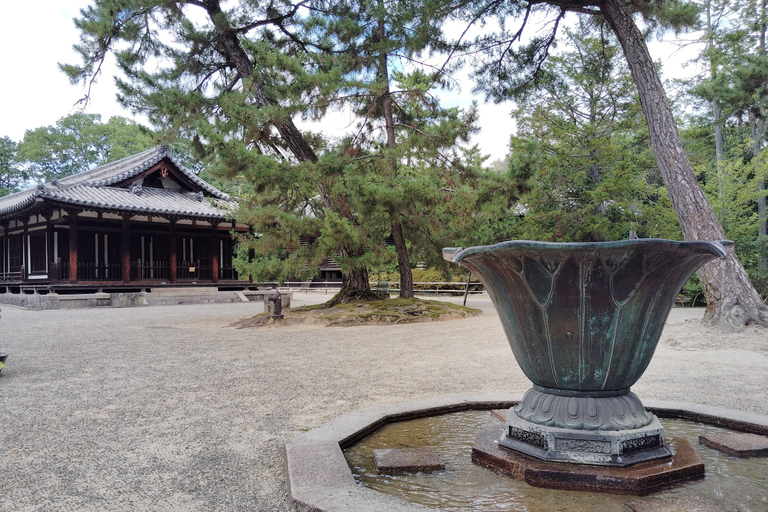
0, 294, 766, 511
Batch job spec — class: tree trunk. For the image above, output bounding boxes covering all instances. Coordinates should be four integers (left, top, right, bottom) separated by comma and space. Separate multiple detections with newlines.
757, 0, 767, 270
377, 18, 414, 298
325, 261, 377, 306
391, 218, 414, 298
601, 0, 768, 329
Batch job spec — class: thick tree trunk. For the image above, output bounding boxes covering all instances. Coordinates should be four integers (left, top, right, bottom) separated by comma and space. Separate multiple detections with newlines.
325, 262, 377, 306
601, 0, 768, 329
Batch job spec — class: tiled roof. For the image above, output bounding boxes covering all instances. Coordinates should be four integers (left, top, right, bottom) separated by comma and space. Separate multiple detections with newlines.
0, 145, 236, 220
44, 185, 234, 220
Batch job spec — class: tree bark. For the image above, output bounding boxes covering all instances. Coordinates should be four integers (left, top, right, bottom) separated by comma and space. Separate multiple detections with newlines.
325, 255, 377, 306
391, 218, 414, 298
600, 0, 768, 329
377, 18, 414, 298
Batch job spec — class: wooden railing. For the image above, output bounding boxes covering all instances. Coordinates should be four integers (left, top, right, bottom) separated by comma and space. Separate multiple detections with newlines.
77, 262, 122, 281
0, 268, 23, 282
383, 281, 485, 293
7, 259, 242, 283
177, 260, 211, 281
132, 259, 169, 281
220, 267, 238, 280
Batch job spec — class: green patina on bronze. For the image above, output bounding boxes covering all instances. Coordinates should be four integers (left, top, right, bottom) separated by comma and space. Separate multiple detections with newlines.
443, 239, 730, 394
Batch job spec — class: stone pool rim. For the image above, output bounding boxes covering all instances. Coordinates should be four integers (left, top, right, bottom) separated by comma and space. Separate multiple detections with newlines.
285, 394, 768, 512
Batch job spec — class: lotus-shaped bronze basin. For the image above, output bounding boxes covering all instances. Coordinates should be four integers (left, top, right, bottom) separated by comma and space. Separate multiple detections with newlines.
444, 239, 730, 466
443, 239, 728, 394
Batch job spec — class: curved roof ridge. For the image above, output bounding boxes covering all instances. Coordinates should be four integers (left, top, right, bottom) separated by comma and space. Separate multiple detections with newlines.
55, 144, 230, 201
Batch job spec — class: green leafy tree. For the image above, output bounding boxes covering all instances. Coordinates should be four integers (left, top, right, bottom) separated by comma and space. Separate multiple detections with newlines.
16, 113, 156, 181
689, 0, 768, 268
309, 0, 491, 297
505, 22, 679, 243
0, 137, 28, 196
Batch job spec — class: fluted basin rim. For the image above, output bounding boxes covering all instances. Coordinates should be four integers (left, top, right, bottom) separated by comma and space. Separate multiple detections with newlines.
443, 238, 731, 264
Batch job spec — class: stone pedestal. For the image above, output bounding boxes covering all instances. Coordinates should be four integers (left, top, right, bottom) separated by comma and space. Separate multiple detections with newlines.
473, 424, 704, 494
501, 388, 671, 466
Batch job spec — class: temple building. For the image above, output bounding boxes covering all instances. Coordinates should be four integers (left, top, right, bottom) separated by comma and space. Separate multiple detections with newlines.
0, 145, 249, 294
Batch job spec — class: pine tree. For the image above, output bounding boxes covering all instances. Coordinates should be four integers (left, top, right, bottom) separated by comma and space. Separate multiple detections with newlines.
458, 0, 768, 329
506, 21, 679, 243
63, 0, 380, 301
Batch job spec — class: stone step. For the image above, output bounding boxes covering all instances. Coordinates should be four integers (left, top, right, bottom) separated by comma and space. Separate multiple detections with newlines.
142, 290, 243, 305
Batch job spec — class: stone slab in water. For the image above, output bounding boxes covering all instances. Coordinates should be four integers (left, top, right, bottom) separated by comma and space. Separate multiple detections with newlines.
373, 448, 445, 474
491, 409, 508, 421
698, 432, 768, 456
472, 424, 704, 494
623, 496, 725, 512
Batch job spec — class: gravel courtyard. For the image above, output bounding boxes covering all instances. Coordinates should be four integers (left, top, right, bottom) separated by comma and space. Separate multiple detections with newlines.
0, 294, 766, 511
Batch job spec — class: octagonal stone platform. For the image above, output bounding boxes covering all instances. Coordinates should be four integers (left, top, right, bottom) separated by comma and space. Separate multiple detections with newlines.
473, 423, 704, 494
286, 394, 768, 512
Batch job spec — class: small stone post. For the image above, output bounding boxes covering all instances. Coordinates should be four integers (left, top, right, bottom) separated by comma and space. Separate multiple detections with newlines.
268, 289, 284, 319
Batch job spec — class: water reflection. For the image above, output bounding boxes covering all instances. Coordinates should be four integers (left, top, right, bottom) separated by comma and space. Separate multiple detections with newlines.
344, 411, 768, 512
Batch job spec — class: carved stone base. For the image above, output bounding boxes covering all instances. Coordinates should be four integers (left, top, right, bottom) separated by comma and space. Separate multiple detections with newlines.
503, 389, 671, 466
474, 424, 705, 494
514, 387, 654, 430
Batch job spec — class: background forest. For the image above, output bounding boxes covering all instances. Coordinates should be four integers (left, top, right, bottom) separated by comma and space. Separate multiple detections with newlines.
0, 0, 766, 305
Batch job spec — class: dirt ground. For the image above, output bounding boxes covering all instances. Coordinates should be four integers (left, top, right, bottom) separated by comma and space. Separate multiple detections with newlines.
0, 294, 765, 511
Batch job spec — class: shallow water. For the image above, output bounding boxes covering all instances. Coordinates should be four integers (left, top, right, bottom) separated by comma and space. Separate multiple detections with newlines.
344, 411, 768, 511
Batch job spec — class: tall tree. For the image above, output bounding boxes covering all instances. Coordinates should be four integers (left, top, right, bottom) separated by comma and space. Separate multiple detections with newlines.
462, 0, 768, 329
505, 21, 679, 242
0, 136, 27, 196
64, 0, 494, 303
16, 113, 156, 181
317, 0, 478, 297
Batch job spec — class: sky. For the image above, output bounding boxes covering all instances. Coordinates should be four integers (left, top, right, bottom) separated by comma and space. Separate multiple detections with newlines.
0, 2, 700, 164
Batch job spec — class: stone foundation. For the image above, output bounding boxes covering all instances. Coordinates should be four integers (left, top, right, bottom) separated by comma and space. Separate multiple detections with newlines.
474, 424, 704, 494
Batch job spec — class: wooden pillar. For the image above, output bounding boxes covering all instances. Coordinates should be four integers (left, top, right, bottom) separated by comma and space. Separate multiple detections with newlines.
121, 216, 131, 284
1, 221, 6, 276
22, 218, 29, 278
45, 213, 54, 275
211, 222, 219, 283
68, 212, 78, 283
169, 218, 177, 284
